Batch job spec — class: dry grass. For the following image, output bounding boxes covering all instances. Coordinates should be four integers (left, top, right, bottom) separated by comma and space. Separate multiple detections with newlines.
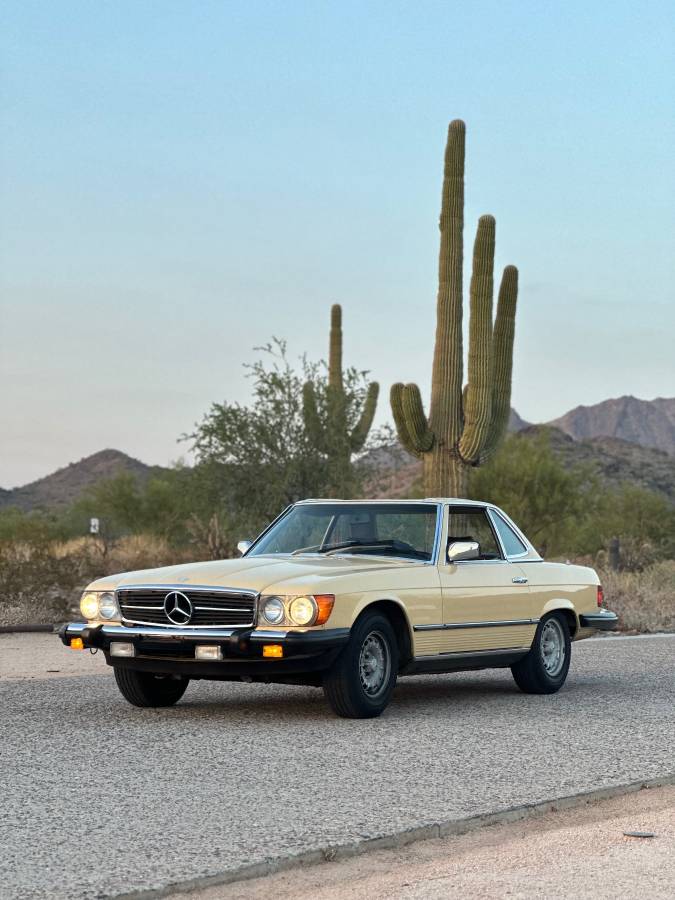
599, 560, 675, 633
0, 534, 198, 626
2, 534, 674, 632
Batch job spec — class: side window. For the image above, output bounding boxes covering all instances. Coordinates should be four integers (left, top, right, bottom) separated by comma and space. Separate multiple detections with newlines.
446, 508, 501, 560
491, 513, 528, 557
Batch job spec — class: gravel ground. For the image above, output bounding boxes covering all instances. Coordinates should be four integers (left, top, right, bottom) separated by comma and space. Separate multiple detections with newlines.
175, 785, 675, 900
0, 633, 108, 680
1, 634, 674, 899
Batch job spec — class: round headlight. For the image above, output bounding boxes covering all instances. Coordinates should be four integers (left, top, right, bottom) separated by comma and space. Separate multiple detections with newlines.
98, 592, 119, 620
262, 596, 285, 625
288, 595, 317, 626
80, 592, 100, 620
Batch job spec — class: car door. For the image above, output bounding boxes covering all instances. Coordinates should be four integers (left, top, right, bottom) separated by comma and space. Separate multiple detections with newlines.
430, 505, 538, 655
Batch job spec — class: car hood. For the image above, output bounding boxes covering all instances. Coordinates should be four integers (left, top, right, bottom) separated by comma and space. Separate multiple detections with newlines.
89, 553, 425, 596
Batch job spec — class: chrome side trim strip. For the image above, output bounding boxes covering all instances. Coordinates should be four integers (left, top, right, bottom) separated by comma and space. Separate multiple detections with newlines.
414, 646, 531, 660
413, 618, 539, 632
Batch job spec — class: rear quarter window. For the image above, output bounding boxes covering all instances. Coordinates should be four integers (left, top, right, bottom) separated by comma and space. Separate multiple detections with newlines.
492, 513, 528, 556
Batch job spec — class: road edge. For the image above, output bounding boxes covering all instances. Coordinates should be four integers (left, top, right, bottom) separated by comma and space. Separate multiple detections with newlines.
115, 772, 675, 900
0, 624, 56, 634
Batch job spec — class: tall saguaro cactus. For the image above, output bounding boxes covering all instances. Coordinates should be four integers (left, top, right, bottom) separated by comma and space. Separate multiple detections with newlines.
391, 120, 518, 498
303, 304, 379, 492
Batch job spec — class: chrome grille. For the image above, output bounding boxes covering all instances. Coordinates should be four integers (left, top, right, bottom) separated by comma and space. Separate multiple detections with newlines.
117, 587, 256, 628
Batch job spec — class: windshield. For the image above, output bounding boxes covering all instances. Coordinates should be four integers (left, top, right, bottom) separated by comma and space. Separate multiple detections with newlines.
248, 503, 439, 561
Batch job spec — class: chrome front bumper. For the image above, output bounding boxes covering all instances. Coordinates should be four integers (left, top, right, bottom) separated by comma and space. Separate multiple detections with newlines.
58, 622, 351, 679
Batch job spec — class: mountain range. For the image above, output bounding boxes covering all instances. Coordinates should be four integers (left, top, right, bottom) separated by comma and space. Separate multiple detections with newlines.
0, 449, 165, 513
547, 396, 675, 456
1, 395, 673, 512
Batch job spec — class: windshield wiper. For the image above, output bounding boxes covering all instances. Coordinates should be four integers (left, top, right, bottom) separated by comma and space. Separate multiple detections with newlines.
323, 541, 397, 556
291, 540, 360, 556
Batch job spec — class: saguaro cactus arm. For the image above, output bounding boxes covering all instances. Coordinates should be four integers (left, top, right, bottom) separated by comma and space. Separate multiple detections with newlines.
390, 384, 434, 456
458, 214, 496, 463
483, 265, 518, 460
350, 381, 379, 452
302, 382, 326, 452
328, 304, 343, 391
429, 119, 465, 448
391, 383, 419, 456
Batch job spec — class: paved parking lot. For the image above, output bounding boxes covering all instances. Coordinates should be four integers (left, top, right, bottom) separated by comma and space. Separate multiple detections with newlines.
1, 634, 674, 899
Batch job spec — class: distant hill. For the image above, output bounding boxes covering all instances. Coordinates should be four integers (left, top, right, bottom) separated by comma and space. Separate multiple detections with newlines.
5, 396, 675, 513
0, 450, 168, 512
508, 408, 530, 432
371, 426, 675, 504
548, 396, 675, 456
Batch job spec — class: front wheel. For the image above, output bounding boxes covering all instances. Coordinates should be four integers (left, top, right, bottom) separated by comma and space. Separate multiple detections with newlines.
323, 611, 399, 718
114, 667, 190, 707
511, 612, 571, 694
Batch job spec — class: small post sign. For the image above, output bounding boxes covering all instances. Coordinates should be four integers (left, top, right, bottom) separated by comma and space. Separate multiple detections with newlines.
89, 517, 100, 535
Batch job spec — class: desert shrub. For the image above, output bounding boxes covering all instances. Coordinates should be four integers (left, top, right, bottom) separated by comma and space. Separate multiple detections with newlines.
0, 533, 198, 625
188, 340, 380, 539
70, 466, 196, 544
0, 540, 85, 624
469, 430, 593, 556
598, 560, 675, 632
470, 431, 675, 564
580, 484, 675, 567
0, 507, 68, 542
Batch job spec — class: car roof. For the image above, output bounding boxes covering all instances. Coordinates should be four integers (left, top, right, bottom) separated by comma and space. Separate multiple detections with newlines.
296, 498, 491, 506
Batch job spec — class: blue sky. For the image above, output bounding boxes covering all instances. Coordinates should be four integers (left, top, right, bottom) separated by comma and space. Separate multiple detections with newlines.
2, 0, 674, 486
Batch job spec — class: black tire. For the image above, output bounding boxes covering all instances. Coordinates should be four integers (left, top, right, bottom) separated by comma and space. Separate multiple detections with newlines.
114, 667, 190, 708
323, 610, 399, 718
511, 612, 571, 694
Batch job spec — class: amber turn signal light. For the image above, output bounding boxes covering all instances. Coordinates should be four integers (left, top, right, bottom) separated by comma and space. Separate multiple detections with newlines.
314, 594, 335, 625
69, 637, 85, 650
262, 644, 283, 658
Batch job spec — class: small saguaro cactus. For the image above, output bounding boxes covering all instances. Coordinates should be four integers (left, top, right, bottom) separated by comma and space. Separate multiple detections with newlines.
303, 304, 379, 492
390, 120, 518, 498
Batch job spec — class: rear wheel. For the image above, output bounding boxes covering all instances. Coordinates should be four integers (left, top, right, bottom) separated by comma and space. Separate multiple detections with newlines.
511, 612, 571, 694
323, 611, 398, 718
114, 667, 190, 707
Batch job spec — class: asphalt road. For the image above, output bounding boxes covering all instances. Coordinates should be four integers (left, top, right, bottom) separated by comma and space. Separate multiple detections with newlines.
2, 635, 674, 899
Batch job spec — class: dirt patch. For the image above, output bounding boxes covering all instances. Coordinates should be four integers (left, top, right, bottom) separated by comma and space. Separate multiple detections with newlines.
170, 785, 675, 900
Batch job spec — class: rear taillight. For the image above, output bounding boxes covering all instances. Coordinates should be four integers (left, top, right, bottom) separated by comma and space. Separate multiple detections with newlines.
597, 585, 604, 607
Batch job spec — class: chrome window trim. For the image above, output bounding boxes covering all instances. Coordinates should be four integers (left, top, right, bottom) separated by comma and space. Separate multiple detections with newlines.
444, 503, 505, 563
243, 504, 294, 557
486, 507, 539, 560
413, 618, 539, 632
115, 584, 259, 629
430, 503, 443, 565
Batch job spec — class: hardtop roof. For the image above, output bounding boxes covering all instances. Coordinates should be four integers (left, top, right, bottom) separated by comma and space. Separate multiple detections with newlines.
296, 498, 492, 507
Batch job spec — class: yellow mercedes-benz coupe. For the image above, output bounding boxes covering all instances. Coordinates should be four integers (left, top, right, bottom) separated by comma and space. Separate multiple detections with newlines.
60, 499, 617, 718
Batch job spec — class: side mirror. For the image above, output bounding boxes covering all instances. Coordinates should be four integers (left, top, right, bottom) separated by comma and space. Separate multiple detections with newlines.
237, 540, 253, 556
447, 540, 480, 563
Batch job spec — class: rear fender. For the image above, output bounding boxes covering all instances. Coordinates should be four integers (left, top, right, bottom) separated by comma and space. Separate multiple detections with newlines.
540, 598, 579, 637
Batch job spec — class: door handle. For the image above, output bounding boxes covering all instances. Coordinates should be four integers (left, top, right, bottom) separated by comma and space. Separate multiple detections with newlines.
512, 576, 528, 584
